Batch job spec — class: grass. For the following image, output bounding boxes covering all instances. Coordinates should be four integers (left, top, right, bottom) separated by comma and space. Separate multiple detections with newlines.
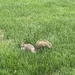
0, 0, 75, 75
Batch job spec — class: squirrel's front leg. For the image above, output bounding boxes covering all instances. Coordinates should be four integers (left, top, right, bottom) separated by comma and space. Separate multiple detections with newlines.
21, 47, 26, 50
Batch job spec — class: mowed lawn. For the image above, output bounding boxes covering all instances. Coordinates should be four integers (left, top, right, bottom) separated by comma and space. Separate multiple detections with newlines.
0, 0, 75, 75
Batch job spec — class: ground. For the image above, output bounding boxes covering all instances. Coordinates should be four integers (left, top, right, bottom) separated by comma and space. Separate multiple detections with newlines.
0, 0, 75, 75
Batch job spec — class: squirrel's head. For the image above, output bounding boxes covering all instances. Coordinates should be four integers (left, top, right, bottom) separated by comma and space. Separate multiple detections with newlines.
20, 42, 24, 46
20, 42, 25, 50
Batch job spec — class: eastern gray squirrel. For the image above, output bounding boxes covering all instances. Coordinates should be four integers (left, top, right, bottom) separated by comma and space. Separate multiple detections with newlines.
20, 40, 52, 53
20, 42, 36, 53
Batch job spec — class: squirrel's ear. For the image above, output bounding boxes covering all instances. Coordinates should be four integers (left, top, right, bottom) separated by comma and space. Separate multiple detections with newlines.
21, 42, 24, 44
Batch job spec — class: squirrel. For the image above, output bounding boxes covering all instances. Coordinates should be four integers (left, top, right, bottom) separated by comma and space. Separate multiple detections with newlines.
20, 42, 36, 53
20, 40, 52, 53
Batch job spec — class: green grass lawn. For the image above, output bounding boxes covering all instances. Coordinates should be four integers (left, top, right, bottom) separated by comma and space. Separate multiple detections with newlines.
0, 0, 75, 75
